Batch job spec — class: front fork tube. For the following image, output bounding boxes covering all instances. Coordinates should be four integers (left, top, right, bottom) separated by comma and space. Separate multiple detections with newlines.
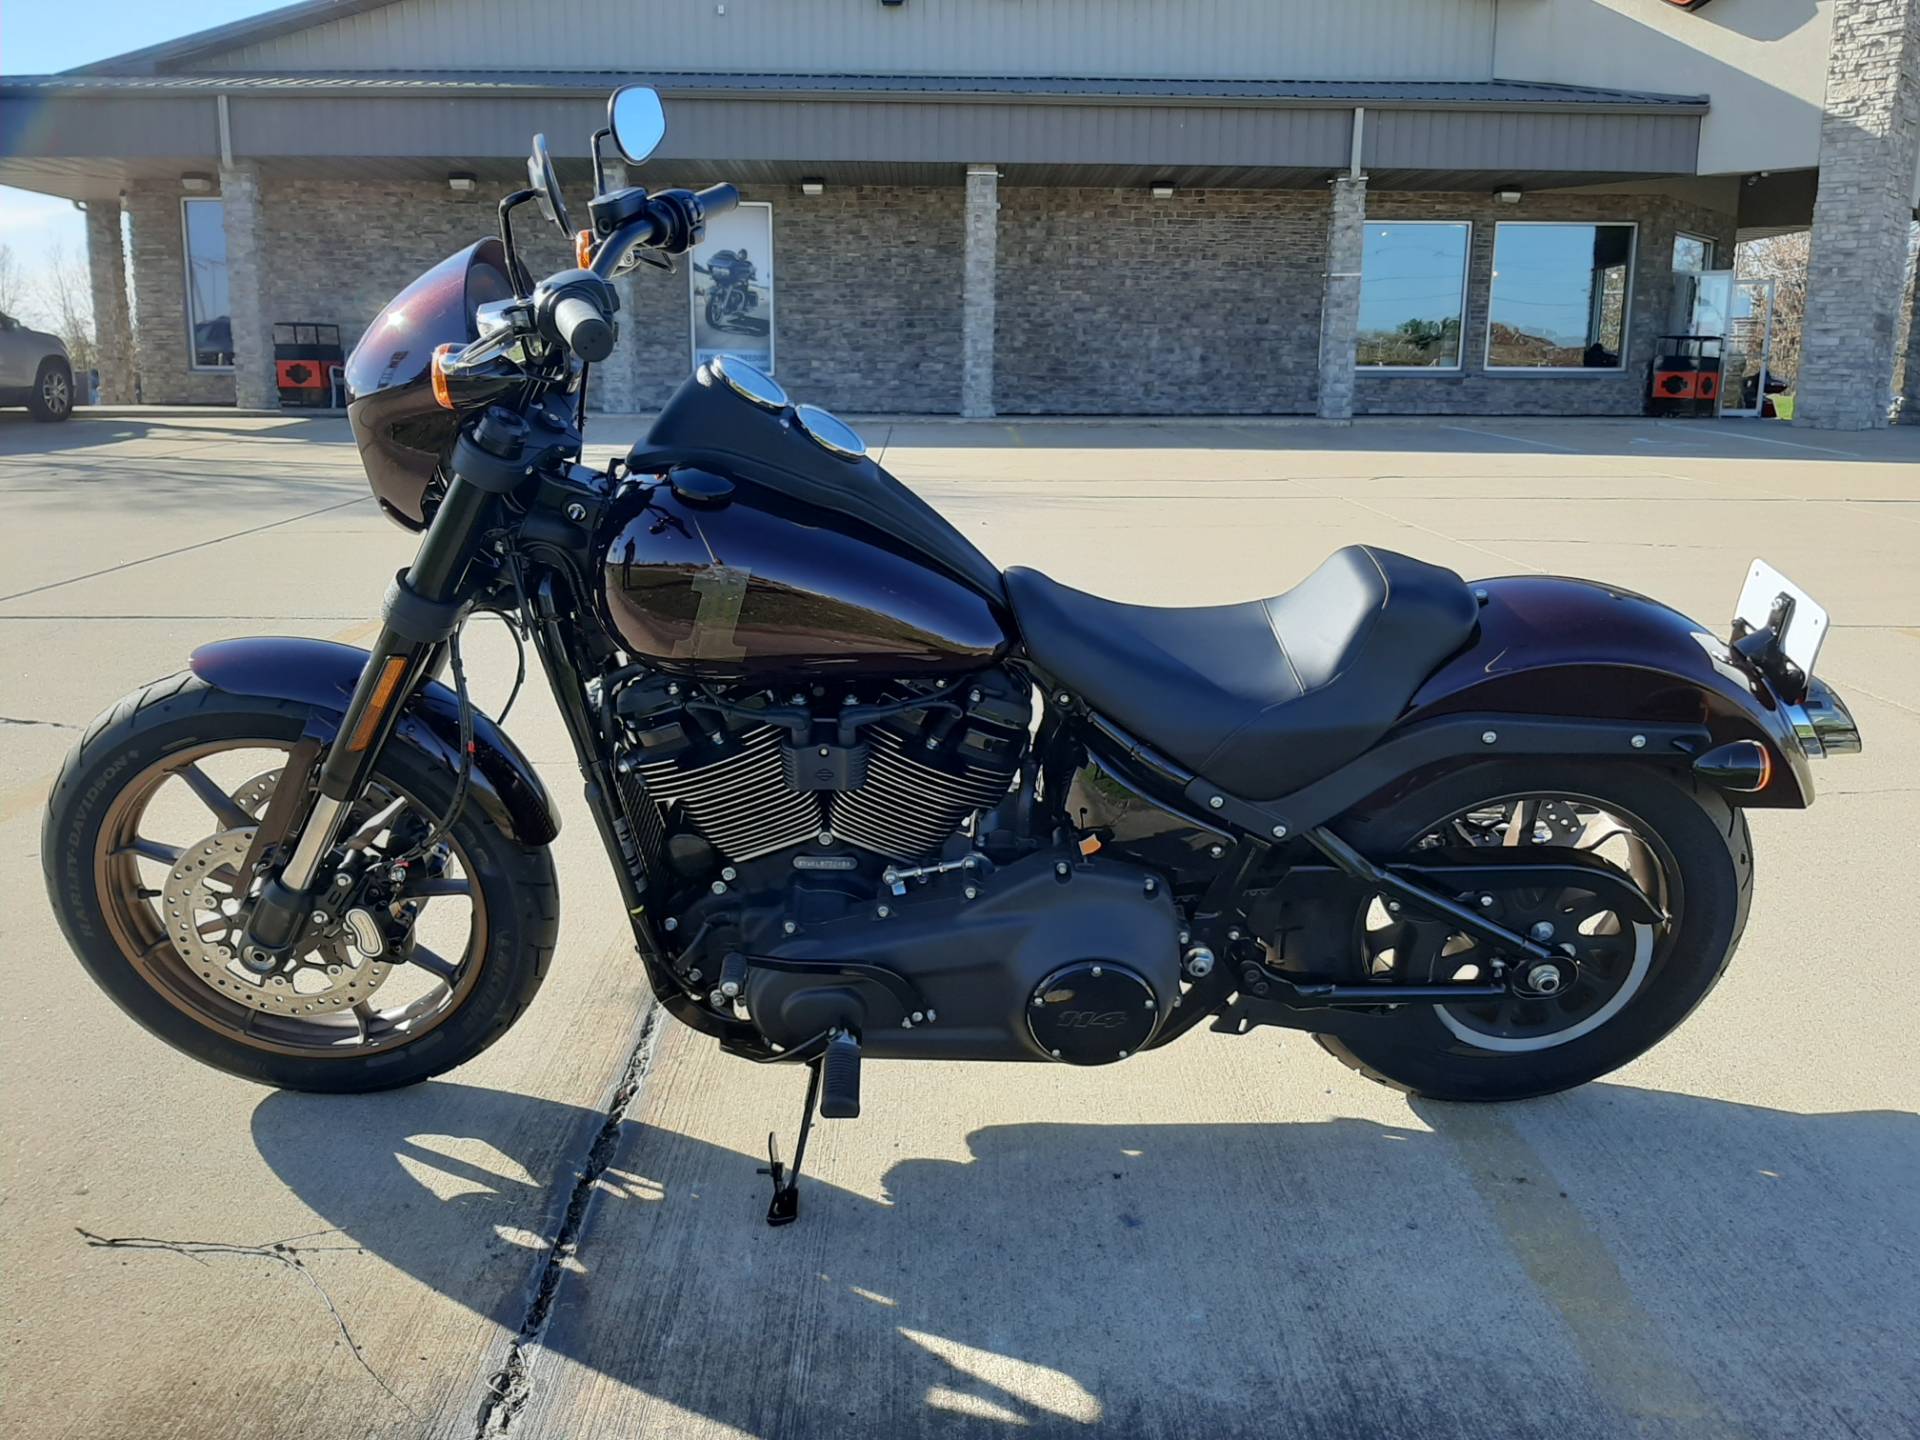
246, 473, 495, 951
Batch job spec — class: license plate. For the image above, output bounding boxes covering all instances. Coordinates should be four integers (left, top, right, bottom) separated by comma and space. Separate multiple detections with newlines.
1734, 558, 1828, 679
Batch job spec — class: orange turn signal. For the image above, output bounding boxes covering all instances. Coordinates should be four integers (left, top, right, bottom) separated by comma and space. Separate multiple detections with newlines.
430, 343, 458, 410
575, 228, 595, 268
347, 655, 410, 752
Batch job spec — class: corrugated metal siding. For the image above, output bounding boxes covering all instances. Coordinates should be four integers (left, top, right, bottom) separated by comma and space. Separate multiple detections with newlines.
0, 96, 216, 156
231, 94, 1356, 169
1366, 109, 1701, 175
192, 0, 1499, 81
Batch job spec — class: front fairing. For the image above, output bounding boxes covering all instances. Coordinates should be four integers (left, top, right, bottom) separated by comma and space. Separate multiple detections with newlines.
345, 239, 515, 529
1401, 575, 1814, 806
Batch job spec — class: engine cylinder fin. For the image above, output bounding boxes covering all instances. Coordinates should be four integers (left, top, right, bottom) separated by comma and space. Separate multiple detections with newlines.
630, 723, 823, 862
831, 725, 1018, 859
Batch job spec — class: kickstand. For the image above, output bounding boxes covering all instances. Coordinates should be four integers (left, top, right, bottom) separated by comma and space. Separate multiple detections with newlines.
759, 1057, 823, 1227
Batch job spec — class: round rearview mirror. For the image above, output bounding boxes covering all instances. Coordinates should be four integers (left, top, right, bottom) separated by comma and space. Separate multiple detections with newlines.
608, 86, 667, 165
527, 133, 571, 235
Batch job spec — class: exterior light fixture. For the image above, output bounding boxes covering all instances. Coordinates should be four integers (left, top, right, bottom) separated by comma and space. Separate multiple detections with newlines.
448, 172, 478, 193
180, 172, 215, 193
1493, 189, 1523, 204
800, 178, 825, 196
1149, 181, 1175, 199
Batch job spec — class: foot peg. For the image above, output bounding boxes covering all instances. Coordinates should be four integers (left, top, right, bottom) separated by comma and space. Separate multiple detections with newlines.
819, 1030, 862, 1119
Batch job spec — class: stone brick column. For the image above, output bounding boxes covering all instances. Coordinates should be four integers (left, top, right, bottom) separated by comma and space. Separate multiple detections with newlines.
220, 162, 277, 410
1902, 257, 1920, 421
961, 164, 999, 418
1316, 173, 1367, 421
84, 198, 133, 404
589, 160, 644, 415
1795, 0, 1920, 429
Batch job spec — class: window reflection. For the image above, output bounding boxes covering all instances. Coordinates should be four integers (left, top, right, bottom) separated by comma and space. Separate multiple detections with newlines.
1486, 223, 1635, 370
1356, 222, 1470, 369
182, 198, 232, 370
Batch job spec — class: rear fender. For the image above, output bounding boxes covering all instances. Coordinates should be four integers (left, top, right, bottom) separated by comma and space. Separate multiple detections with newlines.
1403, 576, 1812, 808
189, 636, 561, 844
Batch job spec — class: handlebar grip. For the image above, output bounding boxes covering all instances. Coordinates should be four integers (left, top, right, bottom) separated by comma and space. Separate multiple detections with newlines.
694, 183, 739, 220
553, 293, 614, 362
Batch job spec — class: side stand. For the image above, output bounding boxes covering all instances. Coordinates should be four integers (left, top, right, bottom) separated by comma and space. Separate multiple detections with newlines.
760, 1058, 823, 1227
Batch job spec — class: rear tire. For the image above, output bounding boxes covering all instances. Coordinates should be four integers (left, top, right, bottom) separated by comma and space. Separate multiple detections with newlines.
1312, 761, 1752, 1101
28, 358, 74, 421
42, 672, 560, 1092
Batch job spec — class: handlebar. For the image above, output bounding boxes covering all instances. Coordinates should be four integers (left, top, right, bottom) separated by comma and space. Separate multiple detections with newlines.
693, 183, 739, 220
590, 183, 742, 279
552, 293, 615, 362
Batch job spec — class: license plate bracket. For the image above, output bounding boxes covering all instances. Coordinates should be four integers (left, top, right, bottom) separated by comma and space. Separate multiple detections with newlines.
1731, 558, 1827, 699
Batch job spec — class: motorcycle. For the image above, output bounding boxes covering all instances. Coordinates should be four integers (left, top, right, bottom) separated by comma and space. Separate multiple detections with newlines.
694, 248, 761, 334
42, 88, 1862, 1226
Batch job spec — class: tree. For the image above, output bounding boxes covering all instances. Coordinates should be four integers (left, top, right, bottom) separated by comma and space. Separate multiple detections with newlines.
32, 242, 95, 375
1735, 232, 1810, 387
0, 243, 24, 316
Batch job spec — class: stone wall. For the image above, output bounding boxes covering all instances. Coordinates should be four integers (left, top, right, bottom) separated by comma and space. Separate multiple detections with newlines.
84, 200, 133, 405
120, 169, 1741, 420
994, 186, 1329, 415
754, 183, 966, 415
1797, 0, 1920, 429
1352, 191, 1738, 417
125, 182, 234, 405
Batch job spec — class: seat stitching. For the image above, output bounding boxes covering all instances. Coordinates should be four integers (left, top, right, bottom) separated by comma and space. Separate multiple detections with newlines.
1262, 599, 1306, 695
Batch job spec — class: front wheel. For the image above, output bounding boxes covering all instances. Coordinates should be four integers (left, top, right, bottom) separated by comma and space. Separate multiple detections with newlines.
1312, 761, 1752, 1101
42, 672, 559, 1092
29, 358, 74, 421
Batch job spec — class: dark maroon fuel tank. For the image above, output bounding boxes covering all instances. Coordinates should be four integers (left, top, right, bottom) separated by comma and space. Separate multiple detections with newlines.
598, 476, 1012, 678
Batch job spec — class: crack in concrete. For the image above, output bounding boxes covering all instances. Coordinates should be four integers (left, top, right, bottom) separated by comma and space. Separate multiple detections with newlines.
0, 715, 79, 729
76, 1226, 416, 1418
474, 1001, 666, 1436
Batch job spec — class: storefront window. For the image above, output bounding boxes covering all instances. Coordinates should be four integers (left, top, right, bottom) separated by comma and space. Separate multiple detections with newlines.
1672, 233, 1713, 273
1355, 222, 1470, 369
1485, 222, 1635, 371
181, 198, 232, 370
690, 200, 774, 373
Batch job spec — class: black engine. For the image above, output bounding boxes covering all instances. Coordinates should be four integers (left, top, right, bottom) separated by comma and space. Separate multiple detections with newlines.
609, 666, 1184, 1063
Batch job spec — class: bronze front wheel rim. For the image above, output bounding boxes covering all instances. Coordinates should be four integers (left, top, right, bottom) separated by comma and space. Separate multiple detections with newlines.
93, 739, 489, 1059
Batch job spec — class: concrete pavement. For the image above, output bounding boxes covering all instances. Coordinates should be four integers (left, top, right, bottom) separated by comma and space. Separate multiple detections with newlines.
1, 408, 1916, 1439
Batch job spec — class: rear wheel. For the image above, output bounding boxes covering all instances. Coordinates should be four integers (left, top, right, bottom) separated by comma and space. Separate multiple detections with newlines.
28, 358, 73, 421
1312, 761, 1752, 1100
42, 673, 559, 1092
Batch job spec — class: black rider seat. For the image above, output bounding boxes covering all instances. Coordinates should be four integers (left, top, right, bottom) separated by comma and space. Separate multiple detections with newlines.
1006, 546, 1479, 802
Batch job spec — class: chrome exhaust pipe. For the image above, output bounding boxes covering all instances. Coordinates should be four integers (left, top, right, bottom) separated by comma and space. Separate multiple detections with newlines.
1786, 678, 1863, 759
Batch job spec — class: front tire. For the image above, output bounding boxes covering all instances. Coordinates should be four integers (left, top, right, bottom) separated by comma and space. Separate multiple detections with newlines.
42, 672, 559, 1092
1313, 761, 1752, 1101
28, 358, 74, 421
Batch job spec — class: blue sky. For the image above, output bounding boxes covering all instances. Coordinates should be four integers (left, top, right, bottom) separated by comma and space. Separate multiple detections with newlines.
1, 3, 284, 278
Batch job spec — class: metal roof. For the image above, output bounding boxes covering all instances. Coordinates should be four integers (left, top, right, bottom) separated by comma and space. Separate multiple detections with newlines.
70, 0, 405, 74
0, 70, 1709, 113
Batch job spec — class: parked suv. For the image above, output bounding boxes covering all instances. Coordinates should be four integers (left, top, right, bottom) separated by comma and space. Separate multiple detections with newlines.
0, 311, 75, 421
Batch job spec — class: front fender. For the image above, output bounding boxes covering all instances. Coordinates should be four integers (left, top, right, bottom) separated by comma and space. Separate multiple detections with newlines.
189, 636, 561, 844
1403, 576, 1813, 808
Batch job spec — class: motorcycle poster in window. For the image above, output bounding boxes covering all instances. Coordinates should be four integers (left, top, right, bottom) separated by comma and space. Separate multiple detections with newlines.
690, 201, 773, 373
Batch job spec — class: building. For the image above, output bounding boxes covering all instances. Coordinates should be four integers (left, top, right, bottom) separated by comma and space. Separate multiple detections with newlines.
1, 0, 1916, 427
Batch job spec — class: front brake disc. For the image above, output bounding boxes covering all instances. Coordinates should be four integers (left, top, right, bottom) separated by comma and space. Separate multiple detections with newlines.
161, 828, 392, 1016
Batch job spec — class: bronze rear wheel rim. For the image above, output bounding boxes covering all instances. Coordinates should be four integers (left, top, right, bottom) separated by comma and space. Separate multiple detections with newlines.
94, 739, 488, 1059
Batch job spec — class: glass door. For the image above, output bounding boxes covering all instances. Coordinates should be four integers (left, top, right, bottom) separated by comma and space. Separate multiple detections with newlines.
1721, 279, 1775, 417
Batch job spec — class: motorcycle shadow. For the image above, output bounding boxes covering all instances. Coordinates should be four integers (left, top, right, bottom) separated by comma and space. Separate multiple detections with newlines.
250, 1077, 1920, 1437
